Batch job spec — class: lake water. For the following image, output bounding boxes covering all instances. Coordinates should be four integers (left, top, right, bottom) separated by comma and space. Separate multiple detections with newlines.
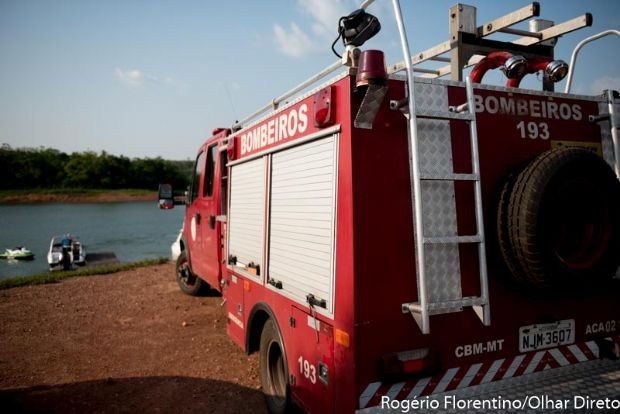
0, 202, 185, 279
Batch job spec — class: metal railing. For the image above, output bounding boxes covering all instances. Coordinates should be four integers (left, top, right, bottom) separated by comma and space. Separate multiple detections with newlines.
564, 30, 620, 93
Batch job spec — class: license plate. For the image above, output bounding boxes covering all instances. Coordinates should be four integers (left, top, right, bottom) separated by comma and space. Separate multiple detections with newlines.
519, 320, 575, 352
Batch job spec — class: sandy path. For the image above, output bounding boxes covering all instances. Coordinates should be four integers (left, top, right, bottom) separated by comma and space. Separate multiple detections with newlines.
0, 262, 266, 413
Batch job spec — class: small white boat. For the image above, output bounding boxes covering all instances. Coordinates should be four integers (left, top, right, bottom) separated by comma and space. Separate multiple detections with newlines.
47, 234, 86, 271
0, 246, 35, 261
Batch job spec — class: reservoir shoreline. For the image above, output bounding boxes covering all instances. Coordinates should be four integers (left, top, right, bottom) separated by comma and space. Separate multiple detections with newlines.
0, 190, 157, 205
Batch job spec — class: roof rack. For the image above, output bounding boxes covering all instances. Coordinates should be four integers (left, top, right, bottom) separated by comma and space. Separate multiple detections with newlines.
390, 2, 592, 91
232, 2, 592, 130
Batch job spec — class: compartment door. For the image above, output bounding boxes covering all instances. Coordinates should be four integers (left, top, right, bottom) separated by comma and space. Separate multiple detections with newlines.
268, 135, 337, 313
289, 306, 334, 414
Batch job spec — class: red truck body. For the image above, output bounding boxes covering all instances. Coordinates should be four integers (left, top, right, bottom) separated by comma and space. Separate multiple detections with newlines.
161, 3, 620, 413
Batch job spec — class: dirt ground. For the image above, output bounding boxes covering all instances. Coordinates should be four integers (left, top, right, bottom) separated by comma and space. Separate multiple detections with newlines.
0, 262, 267, 413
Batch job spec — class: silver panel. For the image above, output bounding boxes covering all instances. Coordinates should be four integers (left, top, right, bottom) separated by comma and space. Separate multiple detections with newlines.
354, 84, 388, 129
414, 82, 451, 112
414, 81, 462, 304
268, 136, 337, 311
600, 101, 615, 169
228, 158, 266, 271
599, 98, 620, 175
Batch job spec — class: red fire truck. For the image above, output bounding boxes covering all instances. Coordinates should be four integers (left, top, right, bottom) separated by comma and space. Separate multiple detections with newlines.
159, 2, 620, 413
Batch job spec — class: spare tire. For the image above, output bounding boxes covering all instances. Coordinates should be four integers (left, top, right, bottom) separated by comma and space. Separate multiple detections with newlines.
500, 147, 620, 289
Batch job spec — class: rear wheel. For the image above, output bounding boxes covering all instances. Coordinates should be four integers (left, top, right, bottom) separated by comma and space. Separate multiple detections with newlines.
259, 319, 291, 414
500, 147, 620, 289
175, 250, 206, 296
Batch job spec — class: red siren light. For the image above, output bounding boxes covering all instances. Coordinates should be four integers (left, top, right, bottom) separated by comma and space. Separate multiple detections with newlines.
313, 86, 336, 128
356, 49, 388, 88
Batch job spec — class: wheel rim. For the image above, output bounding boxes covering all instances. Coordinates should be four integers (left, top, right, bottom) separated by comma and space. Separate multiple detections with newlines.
267, 339, 287, 403
177, 257, 196, 287
548, 178, 611, 270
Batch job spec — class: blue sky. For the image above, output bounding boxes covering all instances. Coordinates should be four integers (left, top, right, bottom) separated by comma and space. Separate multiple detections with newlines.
1, 0, 618, 160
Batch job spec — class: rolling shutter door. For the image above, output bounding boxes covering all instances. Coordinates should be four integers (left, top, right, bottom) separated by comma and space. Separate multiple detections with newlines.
228, 157, 266, 274
268, 135, 337, 311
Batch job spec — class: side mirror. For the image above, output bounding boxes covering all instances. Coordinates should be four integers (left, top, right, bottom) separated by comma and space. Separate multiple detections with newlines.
158, 184, 175, 209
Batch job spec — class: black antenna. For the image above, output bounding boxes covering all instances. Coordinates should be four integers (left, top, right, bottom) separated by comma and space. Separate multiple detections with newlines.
223, 83, 239, 123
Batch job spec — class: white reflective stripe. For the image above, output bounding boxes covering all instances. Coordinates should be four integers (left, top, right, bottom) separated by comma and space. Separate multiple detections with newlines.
307, 315, 321, 331
549, 348, 570, 366
457, 363, 482, 389
480, 358, 505, 384
503, 354, 525, 379
227, 312, 244, 329
568, 344, 588, 362
359, 382, 381, 409
586, 340, 600, 357
405, 377, 431, 400
523, 351, 545, 375
386, 382, 405, 400
434, 367, 459, 393
358, 339, 606, 410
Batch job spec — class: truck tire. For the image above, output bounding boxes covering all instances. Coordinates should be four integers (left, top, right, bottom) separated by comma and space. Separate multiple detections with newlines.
497, 174, 528, 285
176, 250, 207, 296
259, 318, 291, 414
503, 147, 620, 289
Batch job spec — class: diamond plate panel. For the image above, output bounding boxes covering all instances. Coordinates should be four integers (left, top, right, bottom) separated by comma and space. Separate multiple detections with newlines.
421, 181, 456, 236
414, 82, 449, 112
424, 244, 461, 303
354, 84, 388, 129
418, 120, 453, 176
413, 82, 462, 304
599, 100, 619, 170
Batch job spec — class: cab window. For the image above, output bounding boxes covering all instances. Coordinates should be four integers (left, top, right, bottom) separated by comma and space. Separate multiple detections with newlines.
203, 145, 217, 197
190, 151, 205, 203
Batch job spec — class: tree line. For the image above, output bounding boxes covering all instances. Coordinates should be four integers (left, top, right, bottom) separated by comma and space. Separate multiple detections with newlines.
0, 145, 192, 190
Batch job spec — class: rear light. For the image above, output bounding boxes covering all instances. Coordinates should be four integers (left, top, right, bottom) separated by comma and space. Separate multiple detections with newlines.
313, 86, 336, 128
335, 328, 350, 348
382, 348, 437, 380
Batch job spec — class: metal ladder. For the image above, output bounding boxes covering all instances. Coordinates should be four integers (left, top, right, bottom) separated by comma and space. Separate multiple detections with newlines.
391, 0, 489, 334
401, 78, 490, 334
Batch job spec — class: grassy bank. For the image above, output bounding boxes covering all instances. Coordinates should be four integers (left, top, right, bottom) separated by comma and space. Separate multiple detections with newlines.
0, 257, 169, 290
0, 188, 157, 204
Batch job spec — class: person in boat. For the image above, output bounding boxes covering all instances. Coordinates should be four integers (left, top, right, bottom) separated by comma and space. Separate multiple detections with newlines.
62, 234, 72, 247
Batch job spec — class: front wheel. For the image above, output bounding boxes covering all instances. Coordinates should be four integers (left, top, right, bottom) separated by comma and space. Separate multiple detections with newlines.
259, 319, 291, 414
175, 250, 206, 296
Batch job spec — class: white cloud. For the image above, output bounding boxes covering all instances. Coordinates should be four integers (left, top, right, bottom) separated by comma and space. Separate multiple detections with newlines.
274, 22, 317, 58
115, 67, 186, 91
115, 68, 146, 86
590, 76, 620, 94
273, 0, 353, 58
297, 0, 349, 38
